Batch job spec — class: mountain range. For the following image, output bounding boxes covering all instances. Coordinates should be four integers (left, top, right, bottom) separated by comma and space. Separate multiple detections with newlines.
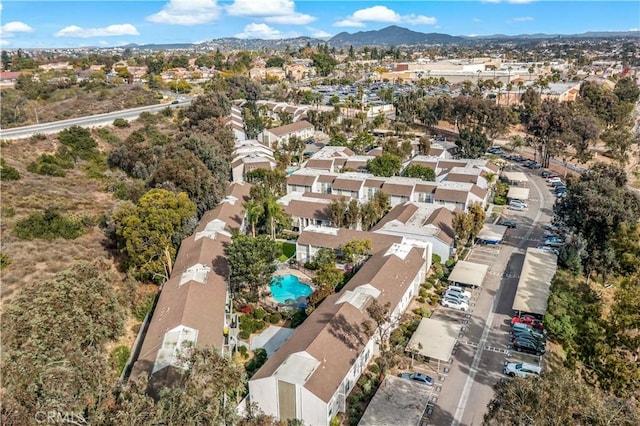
121, 25, 639, 51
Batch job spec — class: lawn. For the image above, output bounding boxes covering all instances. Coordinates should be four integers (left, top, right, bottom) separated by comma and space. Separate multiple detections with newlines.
278, 242, 296, 262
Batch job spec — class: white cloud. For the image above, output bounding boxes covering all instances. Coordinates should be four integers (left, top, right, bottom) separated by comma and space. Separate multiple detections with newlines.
306, 27, 332, 38
467, 33, 478, 37
333, 6, 436, 27
146, 0, 220, 25
334, 19, 366, 28
235, 22, 283, 39
264, 13, 315, 25
0, 39, 9, 46
54, 24, 139, 38
1, 21, 34, 34
472, 18, 482, 23
512, 16, 534, 22
227, 0, 315, 26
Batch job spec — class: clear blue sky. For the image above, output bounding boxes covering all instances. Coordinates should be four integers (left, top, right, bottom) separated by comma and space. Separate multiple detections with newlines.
1, 1, 639, 48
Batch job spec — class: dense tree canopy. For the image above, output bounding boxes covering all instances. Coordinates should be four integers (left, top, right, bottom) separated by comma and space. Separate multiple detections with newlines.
402, 164, 435, 181
554, 163, 640, 276
113, 188, 197, 283
484, 368, 639, 425
1, 261, 126, 424
366, 153, 402, 177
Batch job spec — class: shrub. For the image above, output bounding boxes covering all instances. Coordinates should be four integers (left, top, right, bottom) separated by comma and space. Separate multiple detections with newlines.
416, 297, 425, 303
493, 195, 507, 205
239, 330, 250, 340
0, 158, 20, 181
14, 208, 84, 240
253, 308, 266, 320
133, 293, 156, 322
414, 306, 431, 318
57, 125, 99, 161
289, 310, 307, 328
430, 294, 440, 305
237, 346, 249, 359
422, 281, 433, 290
29, 132, 47, 143
419, 287, 428, 298
0, 253, 10, 270
431, 253, 442, 265
27, 153, 73, 177
109, 345, 131, 375
445, 257, 456, 269
95, 127, 121, 144
268, 313, 282, 324
113, 118, 130, 128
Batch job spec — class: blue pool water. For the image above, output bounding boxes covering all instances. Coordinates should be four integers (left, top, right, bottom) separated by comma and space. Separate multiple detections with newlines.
270, 274, 313, 304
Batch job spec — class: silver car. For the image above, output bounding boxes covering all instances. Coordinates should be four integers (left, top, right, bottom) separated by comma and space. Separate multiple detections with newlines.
440, 297, 469, 311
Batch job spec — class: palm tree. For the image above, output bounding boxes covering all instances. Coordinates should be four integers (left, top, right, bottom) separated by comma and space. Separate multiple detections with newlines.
244, 199, 264, 237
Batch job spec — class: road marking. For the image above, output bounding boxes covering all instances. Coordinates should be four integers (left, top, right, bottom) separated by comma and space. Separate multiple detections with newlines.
452, 171, 547, 426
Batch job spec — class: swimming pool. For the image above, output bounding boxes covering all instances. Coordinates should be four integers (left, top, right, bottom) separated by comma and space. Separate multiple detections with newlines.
270, 274, 313, 304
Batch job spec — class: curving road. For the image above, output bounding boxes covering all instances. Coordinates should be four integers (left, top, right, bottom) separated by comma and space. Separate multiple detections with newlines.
0, 98, 192, 141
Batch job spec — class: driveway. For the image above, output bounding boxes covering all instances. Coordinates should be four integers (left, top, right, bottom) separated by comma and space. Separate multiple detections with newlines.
425, 164, 554, 425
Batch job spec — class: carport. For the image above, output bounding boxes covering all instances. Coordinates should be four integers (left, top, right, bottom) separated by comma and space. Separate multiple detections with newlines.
358, 376, 431, 426
406, 318, 458, 372
507, 187, 530, 201
512, 248, 558, 316
476, 224, 508, 244
502, 171, 529, 186
447, 260, 489, 288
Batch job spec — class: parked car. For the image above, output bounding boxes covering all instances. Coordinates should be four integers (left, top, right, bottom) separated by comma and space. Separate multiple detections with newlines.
512, 337, 546, 356
508, 203, 526, 211
443, 289, 470, 303
543, 172, 559, 179
511, 315, 545, 330
440, 297, 469, 311
511, 322, 547, 338
536, 245, 560, 255
548, 177, 563, 185
446, 285, 472, 299
399, 372, 434, 386
512, 331, 546, 346
541, 170, 555, 177
528, 163, 542, 169
499, 220, 517, 229
503, 362, 542, 378
551, 180, 565, 188
509, 200, 528, 208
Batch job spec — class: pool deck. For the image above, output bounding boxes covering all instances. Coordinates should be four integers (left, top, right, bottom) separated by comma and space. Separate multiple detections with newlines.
272, 268, 313, 285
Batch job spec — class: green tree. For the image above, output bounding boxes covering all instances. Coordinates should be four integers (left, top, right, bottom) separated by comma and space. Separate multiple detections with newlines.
148, 148, 218, 216
484, 368, 640, 426
456, 127, 491, 159
467, 202, 486, 241
349, 132, 374, 154
367, 153, 402, 177
114, 189, 197, 283
452, 210, 474, 248
1, 261, 125, 423
614, 76, 640, 103
226, 235, 280, 293
311, 50, 337, 76
340, 239, 372, 266
402, 164, 435, 181
554, 163, 640, 277
327, 198, 348, 228
266, 57, 285, 68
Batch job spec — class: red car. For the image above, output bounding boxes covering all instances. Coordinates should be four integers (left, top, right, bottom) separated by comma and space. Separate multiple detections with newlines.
511, 315, 544, 330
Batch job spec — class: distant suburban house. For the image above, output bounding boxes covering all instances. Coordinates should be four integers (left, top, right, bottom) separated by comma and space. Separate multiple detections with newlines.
258, 121, 315, 148
249, 242, 431, 426
130, 183, 251, 389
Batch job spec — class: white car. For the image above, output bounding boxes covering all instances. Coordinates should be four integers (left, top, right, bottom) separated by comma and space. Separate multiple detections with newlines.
503, 362, 541, 378
443, 290, 470, 303
447, 285, 472, 299
508, 203, 526, 211
509, 200, 528, 208
548, 177, 562, 184
440, 297, 469, 311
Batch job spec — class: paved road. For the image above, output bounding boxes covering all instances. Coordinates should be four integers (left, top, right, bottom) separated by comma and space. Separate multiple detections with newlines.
422, 164, 554, 425
0, 98, 192, 140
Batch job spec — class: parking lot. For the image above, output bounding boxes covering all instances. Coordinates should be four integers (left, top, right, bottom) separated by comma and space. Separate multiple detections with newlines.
424, 160, 557, 425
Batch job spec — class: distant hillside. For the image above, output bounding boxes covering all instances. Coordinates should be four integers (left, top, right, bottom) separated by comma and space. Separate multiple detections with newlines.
115, 27, 639, 51
329, 25, 465, 47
